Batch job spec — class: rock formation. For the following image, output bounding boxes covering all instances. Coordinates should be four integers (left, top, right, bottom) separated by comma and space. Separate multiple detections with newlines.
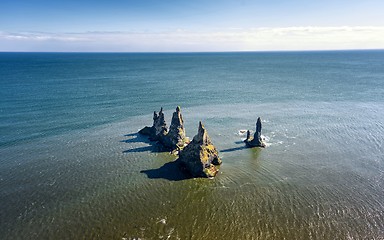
139, 107, 168, 141
160, 106, 188, 150
153, 108, 168, 140
139, 106, 188, 151
244, 117, 266, 148
177, 121, 222, 178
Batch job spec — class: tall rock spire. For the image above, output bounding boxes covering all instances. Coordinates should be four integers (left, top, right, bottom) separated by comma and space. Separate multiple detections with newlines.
162, 106, 188, 150
153, 107, 167, 137
193, 121, 212, 145
168, 106, 186, 142
244, 117, 266, 148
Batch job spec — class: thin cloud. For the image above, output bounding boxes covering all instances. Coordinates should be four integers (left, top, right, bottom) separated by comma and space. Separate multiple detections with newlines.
0, 31, 89, 42
1, 26, 384, 52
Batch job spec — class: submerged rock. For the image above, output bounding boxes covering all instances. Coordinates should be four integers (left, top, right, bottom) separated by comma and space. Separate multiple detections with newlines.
178, 121, 222, 178
244, 117, 266, 148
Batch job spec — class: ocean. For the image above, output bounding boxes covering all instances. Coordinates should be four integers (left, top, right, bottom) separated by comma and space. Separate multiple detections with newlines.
0, 51, 383, 239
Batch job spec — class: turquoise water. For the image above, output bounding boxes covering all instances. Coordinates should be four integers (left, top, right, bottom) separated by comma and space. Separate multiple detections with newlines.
1, 51, 384, 239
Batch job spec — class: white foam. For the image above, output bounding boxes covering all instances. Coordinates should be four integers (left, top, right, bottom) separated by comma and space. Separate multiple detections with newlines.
261, 135, 270, 142
157, 218, 167, 224
238, 130, 247, 136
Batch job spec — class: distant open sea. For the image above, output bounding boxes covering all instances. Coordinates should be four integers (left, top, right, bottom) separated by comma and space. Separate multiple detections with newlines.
1, 51, 383, 239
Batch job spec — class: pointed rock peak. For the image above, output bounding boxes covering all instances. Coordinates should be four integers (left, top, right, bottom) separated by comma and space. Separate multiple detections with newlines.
158, 107, 165, 122
254, 117, 262, 139
170, 106, 184, 128
158, 108, 166, 124
194, 121, 211, 145
153, 111, 158, 120
159, 108, 165, 122
245, 116, 266, 148
152, 107, 167, 137
198, 121, 204, 137
178, 121, 221, 178
200, 121, 208, 132
256, 117, 262, 132
165, 105, 186, 149
246, 130, 251, 141
140, 109, 165, 137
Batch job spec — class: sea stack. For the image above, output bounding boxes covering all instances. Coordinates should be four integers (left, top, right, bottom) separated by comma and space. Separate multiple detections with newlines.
161, 106, 188, 150
153, 108, 168, 140
178, 121, 222, 178
138, 107, 168, 140
139, 106, 189, 151
244, 117, 266, 148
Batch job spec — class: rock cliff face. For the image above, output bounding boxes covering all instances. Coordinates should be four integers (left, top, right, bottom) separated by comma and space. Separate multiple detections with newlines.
178, 122, 222, 178
244, 117, 266, 148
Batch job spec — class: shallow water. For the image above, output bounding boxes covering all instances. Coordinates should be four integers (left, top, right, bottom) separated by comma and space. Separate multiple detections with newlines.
1, 52, 384, 239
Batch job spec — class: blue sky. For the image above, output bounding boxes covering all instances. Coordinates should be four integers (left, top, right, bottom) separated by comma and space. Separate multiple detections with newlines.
1, 0, 384, 51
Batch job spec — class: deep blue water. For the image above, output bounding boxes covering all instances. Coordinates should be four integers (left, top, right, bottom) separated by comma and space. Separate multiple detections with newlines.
1, 51, 383, 146
0, 51, 384, 239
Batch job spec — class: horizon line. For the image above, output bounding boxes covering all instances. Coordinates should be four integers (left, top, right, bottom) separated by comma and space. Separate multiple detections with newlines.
1, 48, 384, 54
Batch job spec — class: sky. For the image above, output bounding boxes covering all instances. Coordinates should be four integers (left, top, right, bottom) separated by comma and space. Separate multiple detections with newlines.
0, 0, 384, 52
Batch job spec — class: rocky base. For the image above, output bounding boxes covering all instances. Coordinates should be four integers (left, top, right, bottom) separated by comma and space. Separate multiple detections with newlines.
138, 126, 153, 136
138, 107, 223, 178
244, 117, 266, 148
177, 122, 222, 178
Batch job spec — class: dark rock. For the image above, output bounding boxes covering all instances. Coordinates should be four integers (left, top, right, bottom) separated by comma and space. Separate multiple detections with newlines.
244, 117, 266, 148
245, 130, 251, 142
160, 106, 189, 151
169, 106, 186, 143
138, 107, 168, 141
152, 108, 168, 140
138, 126, 153, 136
178, 121, 222, 178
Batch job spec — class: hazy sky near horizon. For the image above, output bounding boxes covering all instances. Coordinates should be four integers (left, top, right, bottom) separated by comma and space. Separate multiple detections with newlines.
1, 0, 384, 52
